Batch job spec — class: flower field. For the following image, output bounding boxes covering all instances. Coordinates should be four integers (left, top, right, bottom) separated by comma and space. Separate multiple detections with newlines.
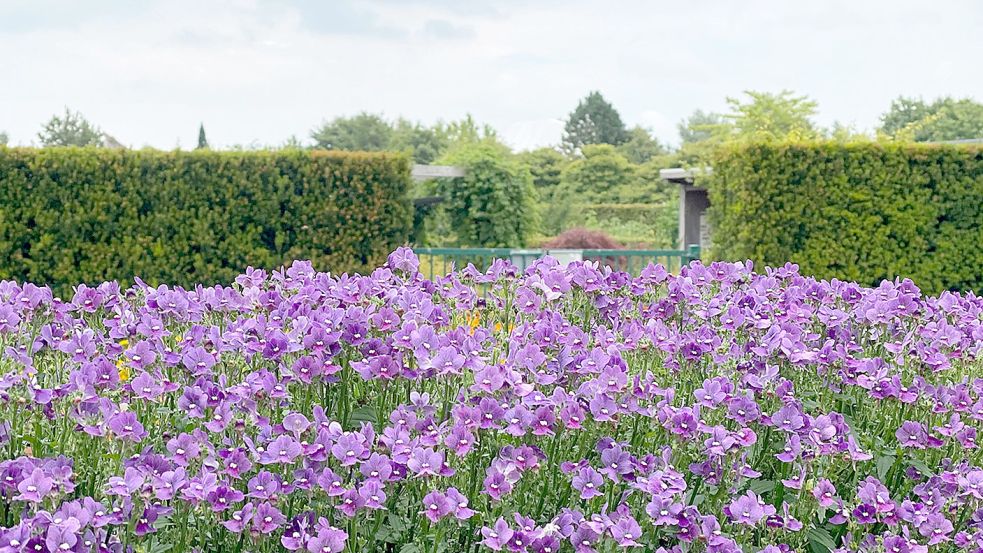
1, 248, 982, 553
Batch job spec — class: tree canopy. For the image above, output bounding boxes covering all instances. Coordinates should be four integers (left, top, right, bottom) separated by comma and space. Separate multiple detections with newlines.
562, 91, 629, 152
879, 96, 983, 142
38, 108, 103, 147
196, 124, 209, 150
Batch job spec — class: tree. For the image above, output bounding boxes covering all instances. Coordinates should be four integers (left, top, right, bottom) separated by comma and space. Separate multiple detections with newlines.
517, 147, 567, 192
0, 131, 7, 146
311, 112, 393, 151
196, 124, 209, 150
562, 91, 629, 152
558, 144, 636, 202
617, 126, 667, 164
678, 110, 726, 144
436, 115, 499, 147
431, 140, 538, 247
722, 90, 819, 139
879, 96, 983, 142
391, 119, 447, 164
38, 108, 103, 147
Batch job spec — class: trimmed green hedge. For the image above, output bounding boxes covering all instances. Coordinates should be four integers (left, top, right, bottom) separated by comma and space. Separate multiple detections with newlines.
0, 148, 412, 292
708, 141, 983, 292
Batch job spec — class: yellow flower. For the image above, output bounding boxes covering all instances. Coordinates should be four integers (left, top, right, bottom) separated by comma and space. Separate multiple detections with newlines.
468, 311, 481, 333
119, 338, 129, 348
494, 322, 503, 333
118, 366, 131, 382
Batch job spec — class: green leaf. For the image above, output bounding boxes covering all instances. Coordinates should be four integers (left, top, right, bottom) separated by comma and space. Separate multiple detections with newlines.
349, 405, 381, 428
748, 479, 776, 495
876, 454, 896, 480
807, 526, 837, 553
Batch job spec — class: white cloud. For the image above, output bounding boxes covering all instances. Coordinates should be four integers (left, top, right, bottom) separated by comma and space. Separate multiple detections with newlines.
1, 0, 981, 148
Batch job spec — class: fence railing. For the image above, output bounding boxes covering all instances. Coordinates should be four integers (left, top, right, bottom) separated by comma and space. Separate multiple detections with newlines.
413, 245, 701, 281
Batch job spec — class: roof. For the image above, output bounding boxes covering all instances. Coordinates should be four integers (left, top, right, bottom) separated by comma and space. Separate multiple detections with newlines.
659, 167, 712, 184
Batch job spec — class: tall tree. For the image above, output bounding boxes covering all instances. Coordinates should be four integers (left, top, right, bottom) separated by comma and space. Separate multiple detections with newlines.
558, 144, 636, 201
562, 91, 629, 152
391, 119, 447, 164
879, 96, 983, 142
38, 108, 103, 147
311, 112, 393, 151
722, 90, 819, 139
196, 124, 209, 150
0, 131, 7, 146
617, 126, 667, 164
517, 147, 567, 192
677, 110, 726, 144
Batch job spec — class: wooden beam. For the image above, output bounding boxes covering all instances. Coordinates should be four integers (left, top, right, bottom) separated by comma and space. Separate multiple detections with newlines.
411, 164, 467, 181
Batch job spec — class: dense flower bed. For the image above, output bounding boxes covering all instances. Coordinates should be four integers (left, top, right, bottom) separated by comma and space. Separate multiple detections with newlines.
1, 248, 982, 553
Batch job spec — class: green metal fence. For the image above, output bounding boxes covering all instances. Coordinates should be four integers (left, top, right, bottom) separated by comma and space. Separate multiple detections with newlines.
414, 245, 701, 281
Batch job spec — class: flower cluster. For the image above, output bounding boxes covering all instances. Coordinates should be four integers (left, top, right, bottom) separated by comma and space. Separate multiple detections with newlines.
1, 248, 982, 552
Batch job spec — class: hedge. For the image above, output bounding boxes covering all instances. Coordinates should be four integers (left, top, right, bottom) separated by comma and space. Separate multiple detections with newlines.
708, 141, 983, 293
0, 148, 412, 293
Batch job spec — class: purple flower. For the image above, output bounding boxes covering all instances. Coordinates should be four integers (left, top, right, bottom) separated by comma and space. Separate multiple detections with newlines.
422, 490, 454, 522
253, 502, 286, 534
207, 485, 244, 512
609, 512, 642, 547
571, 467, 604, 500
306, 520, 348, 553
407, 447, 444, 478
14, 468, 53, 503
896, 421, 929, 449
261, 435, 303, 465
726, 490, 774, 526
481, 518, 514, 551
446, 487, 474, 520
222, 502, 254, 533
45, 516, 81, 552
918, 513, 953, 544
107, 411, 147, 442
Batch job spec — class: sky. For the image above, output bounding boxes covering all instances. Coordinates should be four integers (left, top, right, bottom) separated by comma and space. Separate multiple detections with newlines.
1, 0, 981, 151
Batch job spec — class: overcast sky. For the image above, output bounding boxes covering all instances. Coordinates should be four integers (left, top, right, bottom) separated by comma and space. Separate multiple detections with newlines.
1, 0, 980, 150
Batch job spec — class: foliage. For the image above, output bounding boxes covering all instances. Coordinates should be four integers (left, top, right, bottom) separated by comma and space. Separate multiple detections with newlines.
541, 150, 677, 246
196, 124, 209, 150
436, 114, 499, 146
675, 90, 821, 166
391, 119, 447, 164
0, 148, 412, 293
677, 109, 725, 144
541, 227, 622, 249
311, 112, 394, 152
517, 147, 567, 192
562, 91, 629, 152
575, 201, 678, 248
430, 140, 538, 247
879, 96, 983, 142
722, 90, 819, 140
2, 250, 982, 552
558, 144, 636, 201
0, 131, 7, 146
37, 107, 103, 147
708, 140, 983, 292
616, 126, 667, 164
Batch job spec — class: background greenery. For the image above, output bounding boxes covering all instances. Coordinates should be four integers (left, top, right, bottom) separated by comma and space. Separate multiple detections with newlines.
0, 148, 412, 292
707, 141, 983, 293
5, 90, 983, 290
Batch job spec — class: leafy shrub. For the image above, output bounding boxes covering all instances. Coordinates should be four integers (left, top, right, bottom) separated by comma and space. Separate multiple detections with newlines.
708, 140, 983, 292
430, 140, 538, 247
0, 148, 412, 292
2, 250, 982, 552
